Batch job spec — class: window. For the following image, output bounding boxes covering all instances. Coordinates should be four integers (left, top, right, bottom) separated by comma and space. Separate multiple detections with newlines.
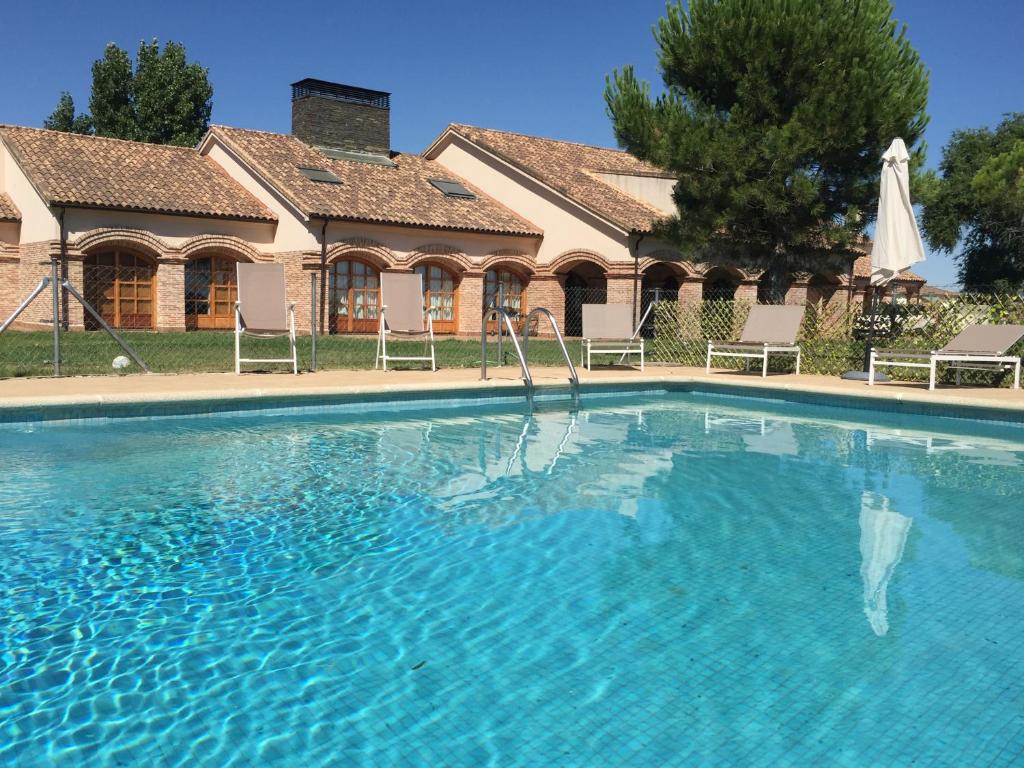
429, 178, 476, 199
329, 258, 380, 333
83, 250, 156, 330
414, 263, 458, 334
298, 166, 342, 184
484, 269, 527, 330
186, 256, 238, 330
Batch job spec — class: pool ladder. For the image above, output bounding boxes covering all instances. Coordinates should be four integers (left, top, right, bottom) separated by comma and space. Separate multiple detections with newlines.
481, 307, 579, 391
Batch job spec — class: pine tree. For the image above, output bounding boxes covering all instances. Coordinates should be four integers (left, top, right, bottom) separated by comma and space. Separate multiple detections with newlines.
605, 0, 930, 288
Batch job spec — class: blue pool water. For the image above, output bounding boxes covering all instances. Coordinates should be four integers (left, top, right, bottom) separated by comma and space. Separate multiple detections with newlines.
1, 392, 1023, 767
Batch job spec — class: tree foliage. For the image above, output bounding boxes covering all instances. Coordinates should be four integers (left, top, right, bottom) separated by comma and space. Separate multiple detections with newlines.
42, 92, 92, 134
605, 0, 929, 289
920, 114, 1024, 290
43, 40, 212, 147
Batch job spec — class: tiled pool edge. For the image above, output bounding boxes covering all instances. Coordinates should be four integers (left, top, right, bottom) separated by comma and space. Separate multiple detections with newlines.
1, 375, 1023, 426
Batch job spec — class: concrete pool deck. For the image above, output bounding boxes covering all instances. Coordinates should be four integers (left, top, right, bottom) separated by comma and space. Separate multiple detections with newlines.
0, 365, 1022, 415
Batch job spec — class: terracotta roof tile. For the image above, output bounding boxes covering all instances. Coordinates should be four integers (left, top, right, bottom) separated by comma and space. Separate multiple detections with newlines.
209, 126, 541, 237
0, 192, 19, 222
0, 126, 275, 222
446, 124, 670, 233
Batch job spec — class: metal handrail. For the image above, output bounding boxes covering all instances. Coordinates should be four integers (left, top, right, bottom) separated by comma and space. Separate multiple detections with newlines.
521, 307, 579, 387
481, 307, 532, 387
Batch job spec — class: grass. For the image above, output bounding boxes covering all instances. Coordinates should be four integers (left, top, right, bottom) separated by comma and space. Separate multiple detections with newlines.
0, 330, 583, 378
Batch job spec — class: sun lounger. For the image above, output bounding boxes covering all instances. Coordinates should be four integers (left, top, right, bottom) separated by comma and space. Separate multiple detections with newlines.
581, 304, 644, 370
706, 305, 803, 377
234, 263, 298, 374
869, 324, 1024, 389
375, 272, 436, 371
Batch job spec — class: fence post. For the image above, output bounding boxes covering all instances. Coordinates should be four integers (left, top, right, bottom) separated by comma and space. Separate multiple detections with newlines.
50, 257, 60, 376
310, 271, 318, 373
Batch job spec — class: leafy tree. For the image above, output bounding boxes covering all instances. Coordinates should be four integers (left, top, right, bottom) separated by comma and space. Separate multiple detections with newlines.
43, 92, 92, 134
44, 40, 212, 147
605, 0, 929, 296
132, 40, 213, 146
920, 114, 1024, 289
89, 43, 136, 140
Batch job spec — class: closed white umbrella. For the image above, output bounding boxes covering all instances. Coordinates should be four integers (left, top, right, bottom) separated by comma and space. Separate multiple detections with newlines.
843, 138, 926, 379
871, 137, 926, 283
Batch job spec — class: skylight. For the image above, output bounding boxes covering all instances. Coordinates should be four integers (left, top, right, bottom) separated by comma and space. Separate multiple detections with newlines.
298, 166, 342, 185
429, 178, 476, 199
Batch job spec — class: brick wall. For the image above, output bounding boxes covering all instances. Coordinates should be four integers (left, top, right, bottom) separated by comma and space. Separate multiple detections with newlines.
735, 280, 759, 303
156, 261, 186, 332
678, 277, 704, 308
16, 241, 57, 327
527, 276, 566, 335
457, 272, 484, 337
292, 97, 389, 155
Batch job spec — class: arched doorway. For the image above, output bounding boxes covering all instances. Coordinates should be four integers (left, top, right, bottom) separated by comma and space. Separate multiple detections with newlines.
563, 262, 607, 337
702, 267, 738, 301
414, 262, 459, 334
83, 250, 156, 330
329, 257, 380, 334
640, 263, 681, 338
757, 272, 792, 304
483, 267, 528, 331
185, 254, 241, 330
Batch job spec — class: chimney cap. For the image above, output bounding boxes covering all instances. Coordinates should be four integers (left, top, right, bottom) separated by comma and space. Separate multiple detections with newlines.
291, 78, 390, 109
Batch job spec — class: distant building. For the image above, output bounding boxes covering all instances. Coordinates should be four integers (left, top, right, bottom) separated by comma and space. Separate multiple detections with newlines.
0, 78, 924, 335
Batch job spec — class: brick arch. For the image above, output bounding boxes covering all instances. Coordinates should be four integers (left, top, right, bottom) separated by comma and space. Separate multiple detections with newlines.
325, 238, 396, 271
547, 249, 614, 276
481, 249, 537, 277
406, 244, 473, 273
71, 228, 168, 260
637, 253, 697, 278
180, 234, 261, 263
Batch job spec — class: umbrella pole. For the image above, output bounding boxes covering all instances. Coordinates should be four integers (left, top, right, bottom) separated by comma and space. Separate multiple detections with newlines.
862, 285, 879, 371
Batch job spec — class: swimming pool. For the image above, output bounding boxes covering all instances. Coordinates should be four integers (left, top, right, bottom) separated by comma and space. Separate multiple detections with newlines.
1, 391, 1022, 766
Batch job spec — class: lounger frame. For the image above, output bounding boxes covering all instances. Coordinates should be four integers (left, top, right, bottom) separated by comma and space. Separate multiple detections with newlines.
234, 303, 298, 374
869, 349, 1021, 390
375, 308, 436, 371
705, 341, 801, 377
582, 338, 644, 371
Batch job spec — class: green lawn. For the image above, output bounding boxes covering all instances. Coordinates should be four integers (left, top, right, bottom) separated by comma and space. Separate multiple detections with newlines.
0, 330, 584, 378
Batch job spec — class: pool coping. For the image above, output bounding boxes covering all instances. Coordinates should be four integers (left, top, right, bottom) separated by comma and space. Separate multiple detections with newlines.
2, 371, 1023, 426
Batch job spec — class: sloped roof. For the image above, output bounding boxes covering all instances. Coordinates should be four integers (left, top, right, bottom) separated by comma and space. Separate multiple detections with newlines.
0, 126, 275, 222
208, 126, 541, 237
0, 192, 19, 222
443, 124, 671, 233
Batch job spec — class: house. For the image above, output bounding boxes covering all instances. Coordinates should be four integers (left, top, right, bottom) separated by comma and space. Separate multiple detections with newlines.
0, 78, 922, 337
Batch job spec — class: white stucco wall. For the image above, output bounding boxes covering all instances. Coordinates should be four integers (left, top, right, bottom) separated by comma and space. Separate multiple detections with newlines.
201, 139, 317, 253
593, 172, 676, 216
0, 141, 57, 243
428, 136, 634, 267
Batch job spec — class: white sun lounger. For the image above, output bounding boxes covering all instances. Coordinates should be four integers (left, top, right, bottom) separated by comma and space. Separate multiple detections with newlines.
706, 305, 803, 377
375, 272, 436, 371
234, 263, 298, 374
581, 304, 644, 370
869, 324, 1024, 390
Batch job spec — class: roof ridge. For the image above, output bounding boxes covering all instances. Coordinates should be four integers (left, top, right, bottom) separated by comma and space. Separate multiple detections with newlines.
449, 123, 631, 155
0, 124, 200, 153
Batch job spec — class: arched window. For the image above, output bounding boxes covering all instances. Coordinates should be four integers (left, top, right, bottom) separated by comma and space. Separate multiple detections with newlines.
414, 263, 459, 334
185, 255, 239, 330
329, 258, 380, 334
702, 268, 738, 301
83, 250, 156, 330
484, 269, 527, 330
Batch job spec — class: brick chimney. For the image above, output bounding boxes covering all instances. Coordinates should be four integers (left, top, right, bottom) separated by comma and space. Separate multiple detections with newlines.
290, 78, 390, 155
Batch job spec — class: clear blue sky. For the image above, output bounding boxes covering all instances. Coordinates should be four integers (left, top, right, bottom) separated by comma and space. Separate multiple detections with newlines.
2, 0, 1021, 287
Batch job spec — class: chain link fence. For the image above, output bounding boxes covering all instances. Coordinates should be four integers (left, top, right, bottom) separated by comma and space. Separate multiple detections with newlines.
2, 265, 1022, 387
